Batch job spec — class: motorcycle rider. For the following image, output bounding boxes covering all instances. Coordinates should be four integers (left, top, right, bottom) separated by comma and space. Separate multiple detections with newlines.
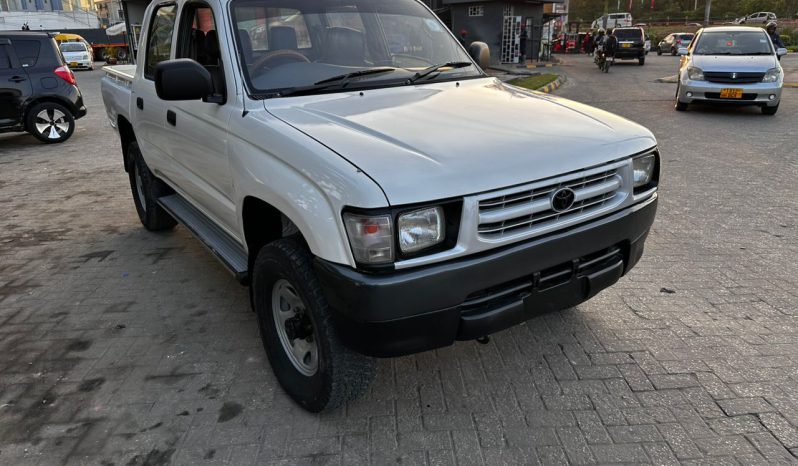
594, 29, 606, 64
766, 22, 785, 49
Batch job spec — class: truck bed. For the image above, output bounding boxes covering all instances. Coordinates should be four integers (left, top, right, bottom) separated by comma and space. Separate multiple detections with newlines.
101, 64, 136, 130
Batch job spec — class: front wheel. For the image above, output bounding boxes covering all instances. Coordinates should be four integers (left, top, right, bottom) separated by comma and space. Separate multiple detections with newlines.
762, 104, 779, 115
252, 238, 375, 412
26, 102, 75, 144
675, 83, 688, 111
657, 48, 662, 56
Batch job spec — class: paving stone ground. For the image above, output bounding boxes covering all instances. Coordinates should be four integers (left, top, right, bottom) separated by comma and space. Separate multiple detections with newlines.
1, 56, 797, 465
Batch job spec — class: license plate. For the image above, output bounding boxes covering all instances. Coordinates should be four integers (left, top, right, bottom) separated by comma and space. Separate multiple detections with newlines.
70, 62, 79, 67
720, 88, 743, 99
621, 43, 631, 48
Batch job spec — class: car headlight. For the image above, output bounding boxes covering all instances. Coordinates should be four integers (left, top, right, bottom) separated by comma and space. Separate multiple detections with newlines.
633, 153, 657, 188
83, 54, 90, 60
687, 66, 704, 81
398, 207, 445, 254
762, 67, 781, 83
343, 213, 394, 264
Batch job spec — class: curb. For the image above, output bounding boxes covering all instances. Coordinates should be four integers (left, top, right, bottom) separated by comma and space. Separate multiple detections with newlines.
537, 75, 566, 93
526, 62, 559, 68
785, 83, 798, 88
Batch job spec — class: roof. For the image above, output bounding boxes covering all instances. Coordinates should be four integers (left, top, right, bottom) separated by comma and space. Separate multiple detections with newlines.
699, 26, 769, 33
0, 31, 54, 38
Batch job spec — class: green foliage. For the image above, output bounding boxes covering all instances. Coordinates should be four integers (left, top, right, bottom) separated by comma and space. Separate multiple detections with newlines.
781, 34, 792, 45
507, 74, 559, 91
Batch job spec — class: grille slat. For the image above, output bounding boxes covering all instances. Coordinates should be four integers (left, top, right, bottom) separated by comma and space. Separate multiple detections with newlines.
477, 168, 623, 238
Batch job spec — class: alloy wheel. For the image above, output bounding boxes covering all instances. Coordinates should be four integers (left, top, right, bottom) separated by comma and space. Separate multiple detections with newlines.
34, 108, 70, 140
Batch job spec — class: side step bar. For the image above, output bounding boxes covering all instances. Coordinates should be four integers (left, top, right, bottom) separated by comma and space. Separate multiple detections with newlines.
158, 194, 249, 283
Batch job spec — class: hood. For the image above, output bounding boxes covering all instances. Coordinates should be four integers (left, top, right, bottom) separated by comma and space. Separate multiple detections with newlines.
266, 78, 655, 206
692, 54, 776, 71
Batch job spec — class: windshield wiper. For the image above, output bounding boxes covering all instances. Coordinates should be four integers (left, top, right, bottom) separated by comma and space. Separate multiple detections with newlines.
275, 67, 399, 97
406, 61, 474, 84
313, 67, 398, 86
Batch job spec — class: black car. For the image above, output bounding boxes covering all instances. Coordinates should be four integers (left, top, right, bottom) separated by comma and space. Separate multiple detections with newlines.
612, 27, 646, 65
0, 32, 86, 143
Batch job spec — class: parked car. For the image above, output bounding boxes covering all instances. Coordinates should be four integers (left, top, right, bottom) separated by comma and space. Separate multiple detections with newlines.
675, 26, 787, 114
0, 32, 87, 143
658, 33, 694, 55
60, 41, 94, 70
102, 0, 660, 412
645, 34, 651, 55
739, 12, 777, 24
613, 27, 647, 65
592, 12, 633, 30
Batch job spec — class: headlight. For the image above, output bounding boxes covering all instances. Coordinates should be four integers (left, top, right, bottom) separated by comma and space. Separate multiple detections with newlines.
633, 153, 657, 188
83, 54, 90, 60
762, 67, 781, 83
687, 66, 704, 81
398, 207, 445, 254
343, 213, 393, 264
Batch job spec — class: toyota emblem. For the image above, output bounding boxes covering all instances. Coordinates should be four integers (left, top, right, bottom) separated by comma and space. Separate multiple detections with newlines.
731, 72, 737, 79
551, 188, 576, 212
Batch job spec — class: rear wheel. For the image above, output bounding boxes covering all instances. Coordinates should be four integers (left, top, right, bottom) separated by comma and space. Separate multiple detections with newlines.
638, 56, 645, 65
26, 102, 75, 144
127, 142, 177, 231
657, 47, 662, 56
671, 46, 677, 56
252, 238, 375, 412
762, 104, 779, 115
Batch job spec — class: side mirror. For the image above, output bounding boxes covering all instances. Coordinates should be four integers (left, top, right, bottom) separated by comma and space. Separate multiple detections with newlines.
468, 41, 491, 69
677, 47, 689, 56
154, 59, 213, 101
777, 47, 788, 57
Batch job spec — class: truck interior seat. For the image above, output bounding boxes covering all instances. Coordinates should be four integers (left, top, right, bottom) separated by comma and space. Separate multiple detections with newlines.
237, 29, 253, 62
203, 29, 225, 95
324, 27, 366, 67
269, 26, 298, 51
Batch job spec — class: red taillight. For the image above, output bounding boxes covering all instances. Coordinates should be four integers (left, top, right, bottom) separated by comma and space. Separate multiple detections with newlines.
54, 65, 76, 85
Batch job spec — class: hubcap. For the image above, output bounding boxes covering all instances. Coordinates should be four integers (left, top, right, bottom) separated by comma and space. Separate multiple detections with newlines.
134, 164, 146, 212
34, 108, 69, 140
272, 279, 318, 376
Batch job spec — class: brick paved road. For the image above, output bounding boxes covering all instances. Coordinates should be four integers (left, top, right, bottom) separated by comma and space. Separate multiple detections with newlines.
0, 55, 797, 465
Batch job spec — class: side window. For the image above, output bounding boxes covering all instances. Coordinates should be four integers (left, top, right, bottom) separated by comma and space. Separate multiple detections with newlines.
11, 40, 41, 67
175, 3, 225, 99
145, 3, 177, 80
0, 45, 11, 69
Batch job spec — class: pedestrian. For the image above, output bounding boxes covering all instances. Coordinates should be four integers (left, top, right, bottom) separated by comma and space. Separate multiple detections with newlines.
583, 32, 593, 55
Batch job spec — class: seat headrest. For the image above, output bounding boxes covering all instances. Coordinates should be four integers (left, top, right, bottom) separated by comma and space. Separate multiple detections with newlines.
238, 29, 253, 62
205, 29, 220, 60
269, 26, 298, 50
324, 27, 365, 67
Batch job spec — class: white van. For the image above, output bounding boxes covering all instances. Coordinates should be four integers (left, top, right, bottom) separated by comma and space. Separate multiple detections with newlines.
592, 12, 633, 30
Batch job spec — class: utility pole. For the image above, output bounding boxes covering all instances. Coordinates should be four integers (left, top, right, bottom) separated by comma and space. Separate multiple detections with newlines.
704, 0, 711, 26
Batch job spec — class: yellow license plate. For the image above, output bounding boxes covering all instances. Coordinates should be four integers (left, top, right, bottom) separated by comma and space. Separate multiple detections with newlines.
621, 43, 631, 48
70, 62, 79, 67
720, 88, 743, 99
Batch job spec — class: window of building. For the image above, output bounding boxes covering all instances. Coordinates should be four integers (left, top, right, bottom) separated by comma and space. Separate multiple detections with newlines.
468, 5, 483, 17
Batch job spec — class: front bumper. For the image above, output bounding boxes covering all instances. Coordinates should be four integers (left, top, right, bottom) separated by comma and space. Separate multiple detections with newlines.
679, 79, 782, 106
315, 195, 657, 357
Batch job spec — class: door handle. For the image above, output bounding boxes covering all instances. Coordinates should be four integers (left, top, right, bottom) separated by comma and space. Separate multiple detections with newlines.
9, 76, 26, 83
166, 110, 176, 126
136, 97, 143, 110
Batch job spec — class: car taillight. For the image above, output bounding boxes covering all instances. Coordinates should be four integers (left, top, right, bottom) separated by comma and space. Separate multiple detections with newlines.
54, 65, 76, 85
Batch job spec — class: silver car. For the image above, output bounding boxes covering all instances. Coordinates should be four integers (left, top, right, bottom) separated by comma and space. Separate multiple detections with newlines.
676, 26, 787, 115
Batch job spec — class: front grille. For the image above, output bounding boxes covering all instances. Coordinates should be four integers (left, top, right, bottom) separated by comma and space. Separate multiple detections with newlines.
461, 246, 623, 314
704, 71, 764, 84
704, 92, 757, 101
478, 169, 622, 239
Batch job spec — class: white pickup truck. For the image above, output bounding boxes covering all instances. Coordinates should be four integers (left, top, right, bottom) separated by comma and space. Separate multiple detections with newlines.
101, 0, 659, 412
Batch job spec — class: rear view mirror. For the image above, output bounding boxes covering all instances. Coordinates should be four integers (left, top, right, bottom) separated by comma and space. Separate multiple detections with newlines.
468, 41, 490, 69
677, 47, 689, 56
154, 59, 213, 101
777, 47, 788, 57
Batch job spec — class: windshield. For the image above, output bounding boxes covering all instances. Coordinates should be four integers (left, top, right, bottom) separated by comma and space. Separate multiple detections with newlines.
614, 29, 642, 41
60, 43, 87, 52
694, 31, 773, 55
230, 0, 478, 96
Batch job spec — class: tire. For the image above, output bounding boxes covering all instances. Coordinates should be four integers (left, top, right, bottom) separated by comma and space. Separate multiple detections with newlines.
762, 104, 778, 115
671, 47, 677, 56
657, 48, 662, 56
638, 56, 645, 65
25, 102, 75, 144
127, 142, 177, 231
675, 83, 688, 111
252, 238, 375, 412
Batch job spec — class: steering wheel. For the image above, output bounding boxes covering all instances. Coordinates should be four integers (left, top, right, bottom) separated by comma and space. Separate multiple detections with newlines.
251, 50, 310, 74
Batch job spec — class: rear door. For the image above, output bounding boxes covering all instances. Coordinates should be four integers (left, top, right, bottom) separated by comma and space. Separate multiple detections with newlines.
0, 38, 33, 128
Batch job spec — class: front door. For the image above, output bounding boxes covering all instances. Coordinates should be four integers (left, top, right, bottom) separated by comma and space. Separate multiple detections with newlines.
0, 39, 32, 129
